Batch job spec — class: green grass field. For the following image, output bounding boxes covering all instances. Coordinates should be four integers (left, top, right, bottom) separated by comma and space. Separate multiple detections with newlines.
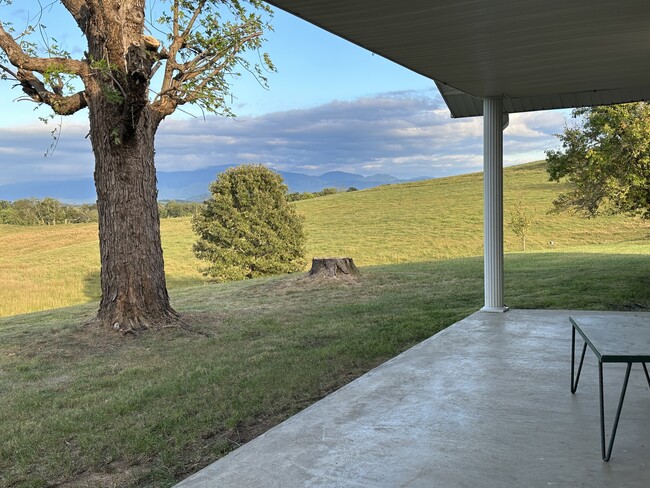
1, 252, 649, 487
0, 160, 648, 486
0, 161, 647, 317
297, 161, 648, 264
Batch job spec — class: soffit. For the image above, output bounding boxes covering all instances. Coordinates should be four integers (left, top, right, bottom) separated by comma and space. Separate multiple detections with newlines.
266, 0, 650, 117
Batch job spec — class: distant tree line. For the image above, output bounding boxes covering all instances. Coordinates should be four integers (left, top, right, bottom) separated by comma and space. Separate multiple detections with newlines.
286, 186, 358, 202
0, 198, 201, 225
157, 200, 202, 219
0, 198, 98, 225
1, 185, 356, 225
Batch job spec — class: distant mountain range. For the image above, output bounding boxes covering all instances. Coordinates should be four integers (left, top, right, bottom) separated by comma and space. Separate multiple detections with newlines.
0, 164, 428, 203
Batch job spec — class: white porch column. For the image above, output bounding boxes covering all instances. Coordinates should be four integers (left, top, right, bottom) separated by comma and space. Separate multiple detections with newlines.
481, 97, 508, 312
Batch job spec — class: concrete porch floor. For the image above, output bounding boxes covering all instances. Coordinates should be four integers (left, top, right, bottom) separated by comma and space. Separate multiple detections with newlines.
175, 309, 650, 487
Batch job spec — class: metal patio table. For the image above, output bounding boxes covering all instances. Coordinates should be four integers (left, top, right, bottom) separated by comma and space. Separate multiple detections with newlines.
570, 314, 650, 461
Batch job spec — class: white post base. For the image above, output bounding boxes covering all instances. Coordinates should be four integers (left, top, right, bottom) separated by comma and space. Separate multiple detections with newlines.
480, 306, 510, 313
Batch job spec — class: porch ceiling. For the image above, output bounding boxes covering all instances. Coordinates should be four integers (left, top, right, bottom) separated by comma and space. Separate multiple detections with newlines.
265, 0, 650, 117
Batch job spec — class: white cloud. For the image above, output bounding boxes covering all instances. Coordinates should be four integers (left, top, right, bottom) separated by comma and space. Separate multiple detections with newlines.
0, 89, 567, 186
507, 111, 569, 138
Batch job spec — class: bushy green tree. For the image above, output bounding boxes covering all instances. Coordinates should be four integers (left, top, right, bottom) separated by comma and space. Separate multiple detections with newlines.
11, 199, 39, 225
546, 103, 650, 219
36, 197, 65, 225
193, 165, 306, 281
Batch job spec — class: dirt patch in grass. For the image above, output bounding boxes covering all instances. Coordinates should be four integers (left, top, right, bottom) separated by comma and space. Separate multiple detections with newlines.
16, 321, 130, 360
57, 460, 147, 488
179, 311, 229, 332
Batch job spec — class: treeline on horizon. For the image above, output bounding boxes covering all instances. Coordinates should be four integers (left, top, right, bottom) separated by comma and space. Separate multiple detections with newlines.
286, 186, 358, 201
0, 198, 201, 226
0, 187, 358, 226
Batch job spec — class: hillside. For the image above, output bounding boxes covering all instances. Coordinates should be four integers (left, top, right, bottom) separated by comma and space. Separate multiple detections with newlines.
295, 161, 648, 264
0, 161, 649, 486
0, 161, 648, 317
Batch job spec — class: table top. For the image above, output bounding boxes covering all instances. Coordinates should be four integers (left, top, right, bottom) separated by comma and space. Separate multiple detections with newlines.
570, 313, 650, 363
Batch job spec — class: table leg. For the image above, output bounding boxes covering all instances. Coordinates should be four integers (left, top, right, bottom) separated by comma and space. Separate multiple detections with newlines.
642, 363, 650, 388
598, 361, 632, 462
571, 325, 588, 394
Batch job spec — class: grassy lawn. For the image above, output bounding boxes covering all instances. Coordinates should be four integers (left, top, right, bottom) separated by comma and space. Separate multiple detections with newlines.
1, 161, 648, 318
0, 161, 648, 486
1, 249, 649, 487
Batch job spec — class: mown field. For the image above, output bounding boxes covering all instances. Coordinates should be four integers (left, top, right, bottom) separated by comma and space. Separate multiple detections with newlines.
0, 160, 648, 487
0, 161, 647, 317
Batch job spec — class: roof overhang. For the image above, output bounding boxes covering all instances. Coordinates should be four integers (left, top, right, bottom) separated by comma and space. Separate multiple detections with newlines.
266, 0, 650, 117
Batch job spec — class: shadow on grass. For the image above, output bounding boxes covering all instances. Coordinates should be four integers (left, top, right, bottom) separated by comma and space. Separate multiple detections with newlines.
83, 270, 204, 301
83, 271, 101, 301
504, 251, 650, 310
80, 250, 648, 316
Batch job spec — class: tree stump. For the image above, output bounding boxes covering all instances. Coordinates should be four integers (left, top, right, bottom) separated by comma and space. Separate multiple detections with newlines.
309, 257, 359, 277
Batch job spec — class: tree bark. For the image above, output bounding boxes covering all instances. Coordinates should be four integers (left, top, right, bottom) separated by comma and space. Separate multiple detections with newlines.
74, 1, 179, 332
89, 101, 178, 331
309, 257, 359, 277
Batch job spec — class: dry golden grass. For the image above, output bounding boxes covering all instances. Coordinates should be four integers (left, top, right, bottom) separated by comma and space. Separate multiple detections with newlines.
0, 219, 203, 318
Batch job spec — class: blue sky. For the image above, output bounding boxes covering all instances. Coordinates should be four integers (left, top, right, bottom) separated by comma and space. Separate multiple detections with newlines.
0, 2, 567, 187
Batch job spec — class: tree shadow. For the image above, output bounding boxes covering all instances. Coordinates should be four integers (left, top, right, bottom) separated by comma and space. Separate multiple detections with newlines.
83, 270, 203, 302
83, 271, 102, 301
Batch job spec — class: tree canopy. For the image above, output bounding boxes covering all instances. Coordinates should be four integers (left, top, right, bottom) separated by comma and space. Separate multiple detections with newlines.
546, 103, 650, 219
193, 165, 306, 282
0, 0, 274, 119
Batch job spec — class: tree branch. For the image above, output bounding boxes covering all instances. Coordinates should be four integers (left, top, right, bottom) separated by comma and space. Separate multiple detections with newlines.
60, 0, 90, 31
0, 62, 18, 81
152, 22, 264, 118
0, 24, 88, 77
16, 68, 87, 115
181, 28, 261, 80
180, 0, 207, 39
172, 0, 180, 39
160, 1, 207, 104
188, 32, 263, 90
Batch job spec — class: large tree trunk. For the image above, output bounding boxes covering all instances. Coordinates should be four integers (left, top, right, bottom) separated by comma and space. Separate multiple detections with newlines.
78, 1, 180, 332
89, 103, 178, 331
